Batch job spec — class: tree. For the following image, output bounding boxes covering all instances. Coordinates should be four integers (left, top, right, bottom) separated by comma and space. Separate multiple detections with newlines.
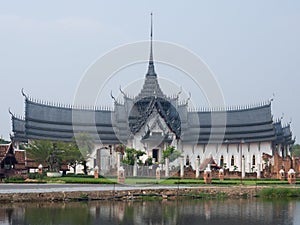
122, 147, 146, 166
0, 138, 9, 144
144, 157, 153, 166
58, 141, 82, 174
161, 146, 181, 164
292, 144, 300, 157
25, 140, 51, 165
74, 133, 95, 175
25, 139, 89, 174
25, 140, 62, 172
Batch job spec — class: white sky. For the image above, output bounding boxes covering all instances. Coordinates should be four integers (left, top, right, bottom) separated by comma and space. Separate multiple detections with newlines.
0, 1, 299, 142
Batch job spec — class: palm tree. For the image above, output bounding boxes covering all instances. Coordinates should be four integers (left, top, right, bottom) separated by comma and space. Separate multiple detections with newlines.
25, 140, 58, 171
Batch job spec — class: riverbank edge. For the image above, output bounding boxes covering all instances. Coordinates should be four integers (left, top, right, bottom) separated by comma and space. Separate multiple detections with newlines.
1, 185, 297, 202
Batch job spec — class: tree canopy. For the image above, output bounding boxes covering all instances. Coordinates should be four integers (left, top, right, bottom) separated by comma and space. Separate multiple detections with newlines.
122, 147, 146, 166
292, 144, 300, 157
73, 133, 95, 174
25, 133, 95, 174
161, 146, 181, 163
25, 140, 62, 172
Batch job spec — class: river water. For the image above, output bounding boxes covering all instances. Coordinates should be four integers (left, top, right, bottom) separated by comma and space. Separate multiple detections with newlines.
0, 199, 299, 225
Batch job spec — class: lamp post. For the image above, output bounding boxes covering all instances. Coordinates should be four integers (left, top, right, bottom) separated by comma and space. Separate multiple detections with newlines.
240, 139, 245, 184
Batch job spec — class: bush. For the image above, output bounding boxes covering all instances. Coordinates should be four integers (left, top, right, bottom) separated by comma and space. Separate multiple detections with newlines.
63, 173, 106, 178
51, 177, 116, 184
28, 172, 45, 180
258, 188, 300, 198
3, 176, 25, 183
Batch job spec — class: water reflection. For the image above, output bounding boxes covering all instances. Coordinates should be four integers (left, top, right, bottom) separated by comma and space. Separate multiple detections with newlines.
0, 199, 298, 225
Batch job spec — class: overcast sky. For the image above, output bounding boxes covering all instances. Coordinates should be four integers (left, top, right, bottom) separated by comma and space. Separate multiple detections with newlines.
0, 1, 299, 142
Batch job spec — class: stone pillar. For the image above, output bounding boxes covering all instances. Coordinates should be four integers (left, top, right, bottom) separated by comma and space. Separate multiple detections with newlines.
219, 168, 224, 181
94, 166, 99, 179
156, 167, 161, 180
279, 169, 285, 180
242, 157, 245, 178
204, 164, 212, 184
288, 168, 296, 185
38, 164, 43, 174
165, 158, 169, 177
195, 158, 200, 178
133, 158, 137, 177
118, 166, 125, 184
180, 156, 184, 178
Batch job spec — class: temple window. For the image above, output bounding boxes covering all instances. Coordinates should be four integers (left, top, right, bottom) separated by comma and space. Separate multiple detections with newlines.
220, 155, 224, 167
231, 155, 234, 166
252, 155, 256, 166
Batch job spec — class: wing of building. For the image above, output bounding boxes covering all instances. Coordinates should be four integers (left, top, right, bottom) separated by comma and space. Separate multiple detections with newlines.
10, 17, 295, 175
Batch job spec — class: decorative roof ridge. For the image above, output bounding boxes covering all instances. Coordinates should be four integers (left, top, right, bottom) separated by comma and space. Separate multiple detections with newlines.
282, 123, 291, 129
25, 96, 113, 112
0, 143, 11, 146
187, 100, 272, 113
134, 93, 170, 102
273, 118, 282, 124
8, 108, 25, 120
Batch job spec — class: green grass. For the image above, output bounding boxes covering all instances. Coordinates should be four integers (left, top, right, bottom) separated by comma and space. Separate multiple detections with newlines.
2, 175, 299, 186
49, 177, 116, 184
258, 188, 300, 198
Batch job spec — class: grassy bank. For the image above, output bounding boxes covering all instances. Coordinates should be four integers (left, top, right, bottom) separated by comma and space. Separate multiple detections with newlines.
2, 175, 300, 186
258, 188, 300, 198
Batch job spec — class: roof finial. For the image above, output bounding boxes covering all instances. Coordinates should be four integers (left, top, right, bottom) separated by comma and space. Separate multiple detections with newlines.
110, 90, 117, 104
146, 12, 156, 77
150, 12, 153, 62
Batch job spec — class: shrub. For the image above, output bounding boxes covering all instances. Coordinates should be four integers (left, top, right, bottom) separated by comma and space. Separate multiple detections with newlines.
258, 188, 300, 198
3, 176, 25, 183
28, 172, 45, 180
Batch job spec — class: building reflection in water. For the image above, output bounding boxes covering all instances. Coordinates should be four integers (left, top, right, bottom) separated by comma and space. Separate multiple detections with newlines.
0, 199, 298, 225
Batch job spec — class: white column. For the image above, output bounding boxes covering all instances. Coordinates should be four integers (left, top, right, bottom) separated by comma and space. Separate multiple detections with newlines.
165, 158, 169, 177
133, 158, 137, 177
117, 152, 121, 172
180, 156, 184, 178
257, 164, 261, 178
195, 158, 200, 178
242, 157, 246, 178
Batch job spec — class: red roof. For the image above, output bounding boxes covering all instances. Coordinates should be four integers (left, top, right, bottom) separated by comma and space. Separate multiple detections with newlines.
199, 156, 218, 171
14, 150, 26, 170
0, 144, 11, 163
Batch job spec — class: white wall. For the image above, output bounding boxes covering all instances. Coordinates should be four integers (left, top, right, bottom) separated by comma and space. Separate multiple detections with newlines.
180, 141, 272, 172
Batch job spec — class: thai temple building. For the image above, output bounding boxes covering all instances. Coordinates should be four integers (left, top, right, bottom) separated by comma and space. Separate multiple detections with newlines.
10, 17, 295, 177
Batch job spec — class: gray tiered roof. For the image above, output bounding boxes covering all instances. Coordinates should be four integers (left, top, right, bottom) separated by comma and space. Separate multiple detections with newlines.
181, 104, 276, 144
273, 121, 294, 146
21, 98, 119, 144
11, 98, 294, 146
11, 116, 26, 142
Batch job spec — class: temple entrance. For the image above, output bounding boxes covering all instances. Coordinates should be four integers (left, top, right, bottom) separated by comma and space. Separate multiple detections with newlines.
152, 149, 159, 163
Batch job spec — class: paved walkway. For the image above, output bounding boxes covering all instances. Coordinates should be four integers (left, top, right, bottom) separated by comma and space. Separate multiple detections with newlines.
0, 184, 193, 194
